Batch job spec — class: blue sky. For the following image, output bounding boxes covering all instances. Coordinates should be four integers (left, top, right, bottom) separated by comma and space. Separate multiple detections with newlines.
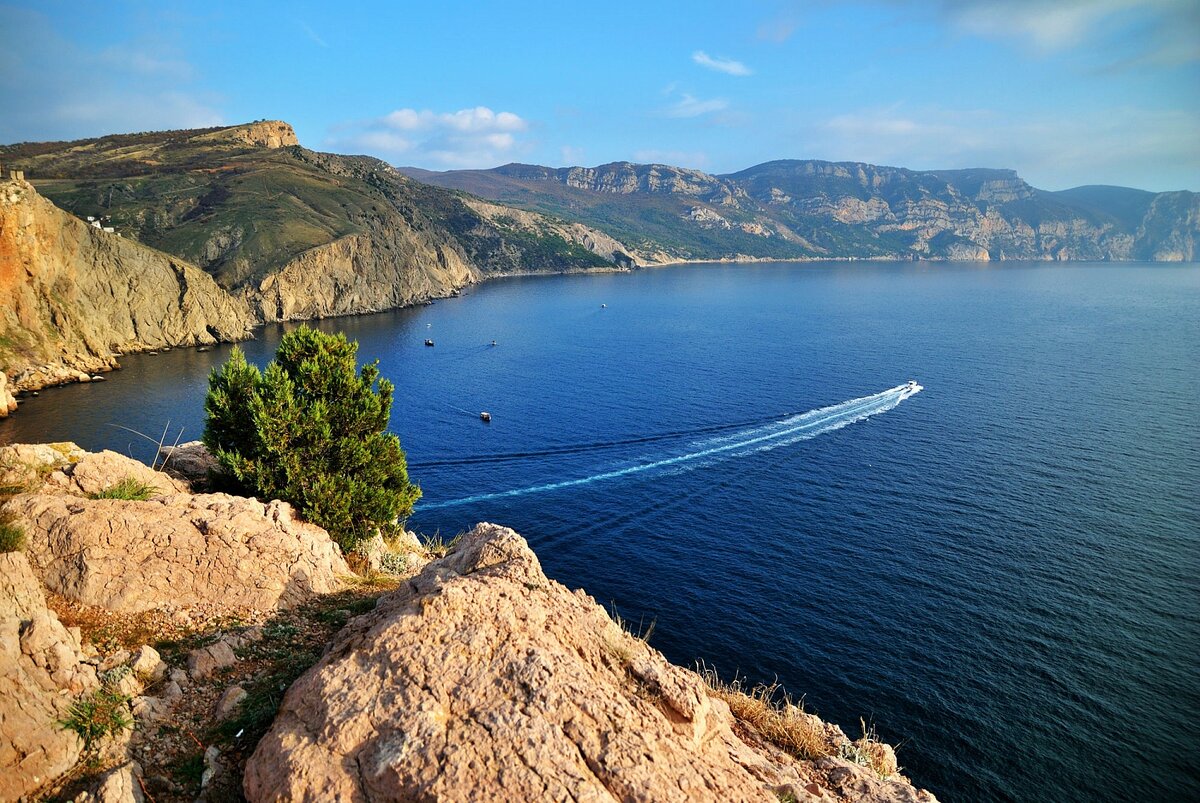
1, 1, 1197, 191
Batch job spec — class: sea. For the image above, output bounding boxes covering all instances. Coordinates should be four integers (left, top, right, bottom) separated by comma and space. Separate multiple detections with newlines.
3, 261, 1198, 802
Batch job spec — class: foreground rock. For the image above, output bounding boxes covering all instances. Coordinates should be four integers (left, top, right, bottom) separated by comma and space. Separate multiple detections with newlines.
0, 442, 88, 489
0, 552, 99, 801
13, 491, 350, 612
42, 449, 185, 497
1, 445, 351, 613
245, 523, 935, 802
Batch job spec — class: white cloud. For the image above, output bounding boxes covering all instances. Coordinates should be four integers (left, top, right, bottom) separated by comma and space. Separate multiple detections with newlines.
885, 0, 1200, 62
661, 93, 729, 118
328, 106, 532, 168
801, 104, 1200, 191
692, 50, 753, 76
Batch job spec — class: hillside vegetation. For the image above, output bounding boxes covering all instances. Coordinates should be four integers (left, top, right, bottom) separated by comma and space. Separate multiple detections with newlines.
1, 122, 625, 311
402, 159, 1199, 263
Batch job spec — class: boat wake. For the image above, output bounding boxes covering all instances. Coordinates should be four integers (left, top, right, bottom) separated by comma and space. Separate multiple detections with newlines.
418, 382, 922, 510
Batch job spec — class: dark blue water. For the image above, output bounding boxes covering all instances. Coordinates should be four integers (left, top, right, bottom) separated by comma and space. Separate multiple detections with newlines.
4, 262, 1198, 802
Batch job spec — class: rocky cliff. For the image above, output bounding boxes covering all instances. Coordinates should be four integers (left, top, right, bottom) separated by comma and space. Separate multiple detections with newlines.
0, 123, 640, 403
404, 159, 1199, 263
0, 176, 255, 398
0, 443, 939, 802
246, 523, 937, 802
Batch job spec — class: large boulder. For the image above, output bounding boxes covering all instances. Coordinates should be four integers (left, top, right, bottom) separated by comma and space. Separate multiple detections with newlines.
0, 552, 98, 800
0, 442, 88, 491
155, 441, 220, 488
42, 449, 185, 497
245, 523, 937, 802
0, 372, 17, 417
9, 492, 350, 613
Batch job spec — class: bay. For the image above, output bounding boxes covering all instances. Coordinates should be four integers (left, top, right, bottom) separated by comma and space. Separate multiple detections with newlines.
4, 261, 1198, 802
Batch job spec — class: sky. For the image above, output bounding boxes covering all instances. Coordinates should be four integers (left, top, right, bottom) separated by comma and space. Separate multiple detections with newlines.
1, 0, 1197, 191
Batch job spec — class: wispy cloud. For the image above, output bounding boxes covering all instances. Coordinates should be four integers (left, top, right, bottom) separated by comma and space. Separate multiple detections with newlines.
661, 93, 729, 118
802, 103, 1200, 191
692, 50, 753, 76
297, 20, 329, 49
632, 148, 710, 168
559, 145, 585, 166
901, 0, 1199, 63
0, 6, 223, 142
757, 11, 799, 43
327, 106, 531, 168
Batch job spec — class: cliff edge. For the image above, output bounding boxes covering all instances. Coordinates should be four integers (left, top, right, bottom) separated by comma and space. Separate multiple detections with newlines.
0, 443, 939, 802
0, 177, 255, 399
247, 523, 936, 802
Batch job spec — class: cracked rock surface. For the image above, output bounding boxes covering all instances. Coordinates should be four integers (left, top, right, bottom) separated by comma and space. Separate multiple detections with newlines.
245, 523, 938, 803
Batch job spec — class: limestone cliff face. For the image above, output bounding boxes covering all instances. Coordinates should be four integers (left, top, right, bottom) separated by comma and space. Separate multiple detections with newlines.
412, 160, 1199, 262
192, 120, 298, 149
0, 178, 255, 392
250, 228, 477, 322
462, 197, 636, 266
1135, 192, 1199, 261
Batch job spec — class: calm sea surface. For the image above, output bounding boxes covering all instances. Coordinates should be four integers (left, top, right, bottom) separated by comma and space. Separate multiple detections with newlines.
4, 261, 1198, 801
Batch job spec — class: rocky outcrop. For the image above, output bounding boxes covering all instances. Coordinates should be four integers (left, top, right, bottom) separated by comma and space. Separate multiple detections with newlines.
0, 370, 16, 418
409, 159, 1199, 263
12, 490, 350, 613
463, 197, 636, 266
0, 441, 88, 490
41, 449, 185, 497
156, 440, 219, 487
0, 177, 255, 390
193, 120, 298, 150
249, 226, 476, 322
0, 551, 99, 801
2, 446, 350, 613
245, 523, 935, 802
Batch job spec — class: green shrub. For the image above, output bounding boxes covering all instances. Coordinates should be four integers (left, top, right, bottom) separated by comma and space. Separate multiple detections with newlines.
60, 683, 132, 752
0, 519, 26, 552
202, 326, 419, 551
90, 476, 159, 501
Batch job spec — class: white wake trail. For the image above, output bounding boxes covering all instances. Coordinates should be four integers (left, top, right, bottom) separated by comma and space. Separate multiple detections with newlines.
420, 383, 922, 510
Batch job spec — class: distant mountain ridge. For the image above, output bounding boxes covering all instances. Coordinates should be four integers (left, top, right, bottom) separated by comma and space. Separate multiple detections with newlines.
401, 159, 1198, 263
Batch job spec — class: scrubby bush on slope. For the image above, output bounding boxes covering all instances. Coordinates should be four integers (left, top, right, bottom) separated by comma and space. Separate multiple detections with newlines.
203, 326, 419, 550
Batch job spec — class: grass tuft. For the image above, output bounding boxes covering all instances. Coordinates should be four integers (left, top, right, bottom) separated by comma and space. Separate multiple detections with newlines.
0, 518, 26, 552
841, 718, 899, 779
60, 679, 133, 754
90, 476, 160, 501
698, 662, 831, 761
421, 531, 464, 559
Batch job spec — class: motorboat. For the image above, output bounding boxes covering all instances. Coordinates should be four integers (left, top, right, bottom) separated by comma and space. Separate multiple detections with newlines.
424, 339, 434, 347
480, 411, 492, 422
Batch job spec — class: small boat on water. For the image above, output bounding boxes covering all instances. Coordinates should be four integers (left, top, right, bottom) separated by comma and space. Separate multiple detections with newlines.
480, 411, 492, 422
425, 339, 435, 347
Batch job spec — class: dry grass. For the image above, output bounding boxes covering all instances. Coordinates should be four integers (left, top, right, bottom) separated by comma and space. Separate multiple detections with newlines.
699, 663, 901, 779
697, 663, 832, 761
420, 530, 464, 559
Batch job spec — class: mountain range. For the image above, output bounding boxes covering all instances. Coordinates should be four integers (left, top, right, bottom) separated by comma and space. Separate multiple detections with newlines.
400, 160, 1198, 263
1, 119, 1196, 395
